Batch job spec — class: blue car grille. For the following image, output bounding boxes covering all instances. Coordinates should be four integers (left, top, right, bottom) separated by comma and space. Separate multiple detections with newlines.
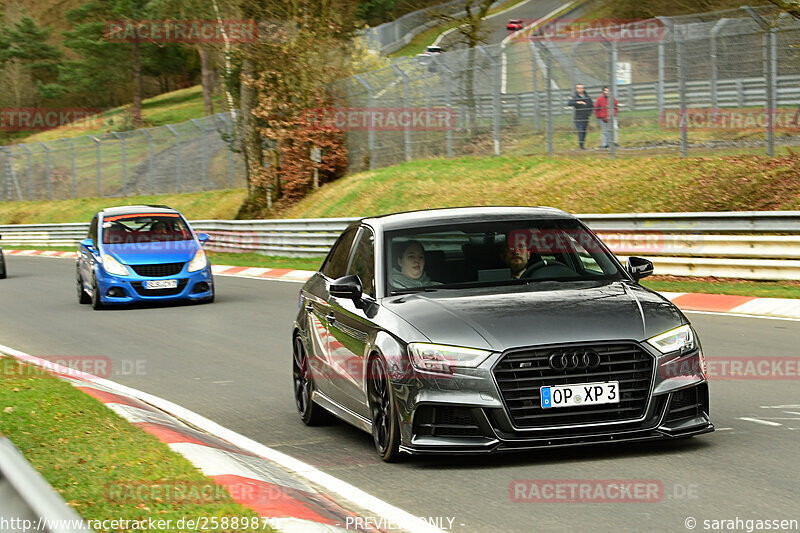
493, 343, 654, 429
130, 262, 185, 277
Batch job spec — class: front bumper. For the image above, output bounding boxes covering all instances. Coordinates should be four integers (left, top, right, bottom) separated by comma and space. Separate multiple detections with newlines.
96, 265, 213, 305
399, 382, 712, 454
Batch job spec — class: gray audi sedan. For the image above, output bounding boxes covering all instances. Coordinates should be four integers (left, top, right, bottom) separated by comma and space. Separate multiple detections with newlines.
292, 207, 713, 461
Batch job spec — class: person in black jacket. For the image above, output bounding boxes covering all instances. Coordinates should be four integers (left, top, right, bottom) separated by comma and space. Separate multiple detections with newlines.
567, 83, 593, 149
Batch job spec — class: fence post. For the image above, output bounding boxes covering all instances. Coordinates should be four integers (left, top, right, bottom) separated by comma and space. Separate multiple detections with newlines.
60, 138, 77, 198
545, 52, 553, 155
391, 65, 412, 162
476, 46, 501, 156
432, 55, 454, 158
190, 119, 209, 190
354, 75, 377, 169
110, 132, 128, 194
140, 129, 155, 194
710, 19, 728, 112
529, 41, 541, 133
744, 7, 775, 157
656, 17, 669, 125
19, 144, 32, 200
89, 136, 101, 197
166, 124, 181, 192
608, 41, 618, 158
38, 143, 51, 200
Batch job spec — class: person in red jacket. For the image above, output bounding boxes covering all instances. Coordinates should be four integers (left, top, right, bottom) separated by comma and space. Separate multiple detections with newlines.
594, 86, 619, 148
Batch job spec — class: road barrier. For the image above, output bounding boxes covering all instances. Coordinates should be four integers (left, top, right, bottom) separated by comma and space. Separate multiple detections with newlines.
0, 435, 90, 532
1, 211, 798, 280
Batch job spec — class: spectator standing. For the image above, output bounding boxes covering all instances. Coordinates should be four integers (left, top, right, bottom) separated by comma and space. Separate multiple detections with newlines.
595, 86, 619, 148
567, 84, 593, 149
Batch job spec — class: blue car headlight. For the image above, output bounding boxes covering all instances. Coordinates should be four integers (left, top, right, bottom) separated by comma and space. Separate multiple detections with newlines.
100, 254, 130, 276
187, 249, 208, 272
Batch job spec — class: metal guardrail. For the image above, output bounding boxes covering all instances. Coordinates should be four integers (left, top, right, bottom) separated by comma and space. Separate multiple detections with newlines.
0, 436, 90, 532
1, 212, 799, 279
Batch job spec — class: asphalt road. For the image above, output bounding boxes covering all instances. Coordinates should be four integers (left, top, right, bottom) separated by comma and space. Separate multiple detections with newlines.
2, 255, 799, 532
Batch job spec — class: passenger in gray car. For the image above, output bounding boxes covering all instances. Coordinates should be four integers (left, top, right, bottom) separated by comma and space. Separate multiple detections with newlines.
390, 240, 440, 288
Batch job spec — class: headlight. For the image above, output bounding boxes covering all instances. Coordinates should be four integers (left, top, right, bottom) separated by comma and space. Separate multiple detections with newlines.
100, 254, 130, 276
408, 343, 492, 373
187, 249, 208, 272
647, 324, 695, 354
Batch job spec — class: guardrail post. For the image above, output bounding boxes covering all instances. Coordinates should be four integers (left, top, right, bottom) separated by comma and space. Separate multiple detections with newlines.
476, 46, 501, 156
190, 118, 209, 190
354, 75, 377, 168
19, 144, 32, 200
391, 65, 412, 162
60, 138, 77, 198
38, 142, 51, 200
166, 124, 182, 192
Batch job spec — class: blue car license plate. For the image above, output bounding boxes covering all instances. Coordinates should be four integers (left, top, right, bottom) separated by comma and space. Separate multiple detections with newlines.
144, 279, 178, 290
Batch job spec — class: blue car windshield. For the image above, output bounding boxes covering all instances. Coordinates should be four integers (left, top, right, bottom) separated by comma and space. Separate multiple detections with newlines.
386, 219, 624, 294
102, 213, 192, 244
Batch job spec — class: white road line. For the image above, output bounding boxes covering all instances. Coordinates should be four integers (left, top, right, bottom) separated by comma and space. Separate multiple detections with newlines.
433, 0, 540, 48
783, 411, 800, 416
761, 405, 800, 409
738, 417, 783, 427
0, 343, 445, 533
715, 427, 733, 431
682, 310, 800, 322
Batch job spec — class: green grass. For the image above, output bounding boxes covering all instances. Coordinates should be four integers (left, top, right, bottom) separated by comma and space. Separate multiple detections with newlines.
206, 251, 324, 271
0, 355, 272, 532
283, 152, 800, 218
0, 189, 247, 225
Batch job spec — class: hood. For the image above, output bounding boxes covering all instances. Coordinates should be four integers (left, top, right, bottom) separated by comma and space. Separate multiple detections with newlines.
102, 240, 199, 265
383, 281, 684, 352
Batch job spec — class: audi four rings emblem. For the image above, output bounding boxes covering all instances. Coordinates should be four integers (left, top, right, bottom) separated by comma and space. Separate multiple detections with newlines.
548, 350, 601, 370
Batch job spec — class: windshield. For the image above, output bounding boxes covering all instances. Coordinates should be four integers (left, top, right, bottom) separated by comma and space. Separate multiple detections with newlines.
385, 218, 624, 294
101, 213, 192, 244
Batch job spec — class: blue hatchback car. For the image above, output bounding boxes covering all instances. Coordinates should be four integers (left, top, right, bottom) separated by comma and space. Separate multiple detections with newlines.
77, 205, 214, 309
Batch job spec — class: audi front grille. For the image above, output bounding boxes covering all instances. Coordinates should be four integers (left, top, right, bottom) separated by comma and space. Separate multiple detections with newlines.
130, 262, 185, 277
493, 343, 654, 429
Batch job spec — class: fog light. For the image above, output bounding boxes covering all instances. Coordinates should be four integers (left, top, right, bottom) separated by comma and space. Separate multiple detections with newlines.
106, 287, 126, 298
192, 282, 209, 293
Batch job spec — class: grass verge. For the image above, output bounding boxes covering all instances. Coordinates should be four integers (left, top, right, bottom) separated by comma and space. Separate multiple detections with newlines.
0, 355, 271, 532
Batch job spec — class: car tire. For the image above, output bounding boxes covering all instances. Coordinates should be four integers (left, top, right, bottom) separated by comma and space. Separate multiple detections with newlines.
90, 276, 103, 310
367, 355, 403, 463
0, 255, 6, 279
77, 272, 91, 304
293, 335, 329, 426
204, 284, 215, 304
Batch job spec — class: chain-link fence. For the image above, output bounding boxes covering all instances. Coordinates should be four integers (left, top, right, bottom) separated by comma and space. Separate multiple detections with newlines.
339, 5, 800, 172
361, 0, 506, 54
0, 113, 246, 202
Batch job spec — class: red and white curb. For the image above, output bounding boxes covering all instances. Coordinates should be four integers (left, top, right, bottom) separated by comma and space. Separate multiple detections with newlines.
0, 344, 444, 533
5, 249, 800, 319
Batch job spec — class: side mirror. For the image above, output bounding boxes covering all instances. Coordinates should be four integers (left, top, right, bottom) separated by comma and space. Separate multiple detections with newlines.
198, 233, 210, 245
329, 274, 362, 301
627, 256, 654, 281
80, 238, 94, 250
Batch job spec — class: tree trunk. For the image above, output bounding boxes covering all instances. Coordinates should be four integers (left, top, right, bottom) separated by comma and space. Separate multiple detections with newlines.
240, 57, 261, 196
131, 42, 143, 128
197, 45, 215, 116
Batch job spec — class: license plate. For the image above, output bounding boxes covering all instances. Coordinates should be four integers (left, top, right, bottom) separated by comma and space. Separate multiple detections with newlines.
540, 381, 619, 409
144, 279, 178, 290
